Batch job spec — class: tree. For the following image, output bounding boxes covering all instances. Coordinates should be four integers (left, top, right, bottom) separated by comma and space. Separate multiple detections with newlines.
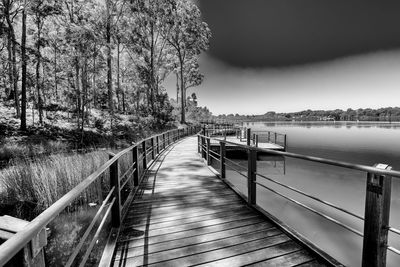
20, 0, 27, 130
2, 0, 21, 116
126, 0, 175, 113
162, 0, 211, 123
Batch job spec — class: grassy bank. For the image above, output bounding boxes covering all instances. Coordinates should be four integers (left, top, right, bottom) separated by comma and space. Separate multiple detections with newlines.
0, 151, 110, 218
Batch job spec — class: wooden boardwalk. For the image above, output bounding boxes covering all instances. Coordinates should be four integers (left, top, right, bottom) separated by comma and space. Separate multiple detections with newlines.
210, 136, 284, 151
112, 136, 327, 266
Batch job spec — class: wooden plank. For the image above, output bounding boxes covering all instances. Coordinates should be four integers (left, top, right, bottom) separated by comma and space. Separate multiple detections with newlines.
122, 208, 254, 230
0, 216, 29, 233
115, 227, 280, 263
116, 222, 275, 254
127, 197, 241, 210
115, 235, 292, 267
196, 241, 302, 267
248, 250, 314, 266
117, 217, 266, 245
122, 206, 251, 226
132, 191, 236, 204
296, 260, 328, 266
133, 191, 236, 202
124, 203, 248, 219
120, 213, 260, 238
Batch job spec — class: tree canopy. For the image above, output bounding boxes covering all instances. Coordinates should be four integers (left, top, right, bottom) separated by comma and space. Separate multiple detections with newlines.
0, 0, 211, 133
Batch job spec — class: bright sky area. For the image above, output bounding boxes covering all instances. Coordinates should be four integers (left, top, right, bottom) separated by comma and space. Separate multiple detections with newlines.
165, 49, 400, 115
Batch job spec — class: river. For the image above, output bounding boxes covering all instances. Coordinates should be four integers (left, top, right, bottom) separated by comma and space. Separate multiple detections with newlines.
213, 121, 400, 267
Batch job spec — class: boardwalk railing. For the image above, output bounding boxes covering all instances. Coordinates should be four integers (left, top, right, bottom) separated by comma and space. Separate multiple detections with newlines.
197, 132, 400, 267
0, 126, 199, 266
237, 128, 287, 149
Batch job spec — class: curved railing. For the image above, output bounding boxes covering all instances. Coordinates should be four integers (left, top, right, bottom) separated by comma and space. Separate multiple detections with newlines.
197, 133, 400, 266
0, 126, 200, 266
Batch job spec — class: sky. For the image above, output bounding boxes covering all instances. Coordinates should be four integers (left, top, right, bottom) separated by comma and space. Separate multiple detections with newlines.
165, 1, 400, 115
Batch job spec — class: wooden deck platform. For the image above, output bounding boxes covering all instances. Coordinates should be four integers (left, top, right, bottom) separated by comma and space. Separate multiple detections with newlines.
111, 136, 327, 266
210, 136, 285, 151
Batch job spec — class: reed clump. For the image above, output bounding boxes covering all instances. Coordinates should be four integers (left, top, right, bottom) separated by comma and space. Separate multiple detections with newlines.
0, 151, 110, 217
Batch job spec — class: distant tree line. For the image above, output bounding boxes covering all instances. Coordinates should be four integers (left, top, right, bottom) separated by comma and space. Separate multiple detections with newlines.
217, 107, 400, 122
0, 0, 211, 131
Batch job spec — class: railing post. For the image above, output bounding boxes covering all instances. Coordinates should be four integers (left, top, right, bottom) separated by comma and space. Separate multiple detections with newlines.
274, 132, 277, 144
362, 164, 392, 267
198, 135, 201, 153
151, 137, 155, 159
255, 135, 259, 147
247, 148, 257, 205
201, 137, 206, 159
142, 141, 147, 169
206, 138, 211, 165
268, 131, 270, 143
163, 133, 166, 149
157, 135, 160, 154
109, 154, 121, 227
132, 146, 139, 186
220, 142, 226, 179
246, 128, 251, 146
284, 135, 287, 151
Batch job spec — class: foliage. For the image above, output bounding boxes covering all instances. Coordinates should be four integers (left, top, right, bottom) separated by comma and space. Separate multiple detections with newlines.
217, 107, 400, 122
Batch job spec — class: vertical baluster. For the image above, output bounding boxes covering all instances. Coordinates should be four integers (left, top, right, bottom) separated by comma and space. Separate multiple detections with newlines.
198, 135, 201, 153
142, 141, 147, 170
151, 138, 155, 159
109, 154, 121, 227
132, 146, 139, 186
362, 164, 392, 267
247, 128, 251, 146
220, 142, 226, 179
247, 148, 257, 205
206, 138, 211, 165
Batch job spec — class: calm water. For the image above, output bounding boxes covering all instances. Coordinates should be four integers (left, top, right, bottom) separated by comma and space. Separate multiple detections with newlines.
218, 121, 400, 267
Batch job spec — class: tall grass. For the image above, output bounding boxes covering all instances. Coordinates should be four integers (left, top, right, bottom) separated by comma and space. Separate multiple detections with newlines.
0, 151, 110, 218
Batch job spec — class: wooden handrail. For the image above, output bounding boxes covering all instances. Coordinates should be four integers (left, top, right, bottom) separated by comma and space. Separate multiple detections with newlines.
198, 134, 400, 178
0, 126, 200, 266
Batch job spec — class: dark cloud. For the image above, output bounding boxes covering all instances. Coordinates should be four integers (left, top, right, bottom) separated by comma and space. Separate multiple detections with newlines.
198, 0, 400, 67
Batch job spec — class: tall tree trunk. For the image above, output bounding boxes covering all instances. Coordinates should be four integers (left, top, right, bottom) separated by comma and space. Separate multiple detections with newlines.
149, 23, 155, 112
36, 24, 43, 125
81, 58, 88, 144
6, 35, 14, 101
179, 54, 185, 124
6, 24, 20, 116
54, 44, 58, 100
106, 0, 113, 127
176, 71, 179, 102
75, 57, 81, 128
20, 2, 27, 131
116, 40, 121, 112
121, 76, 126, 113
92, 45, 97, 108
